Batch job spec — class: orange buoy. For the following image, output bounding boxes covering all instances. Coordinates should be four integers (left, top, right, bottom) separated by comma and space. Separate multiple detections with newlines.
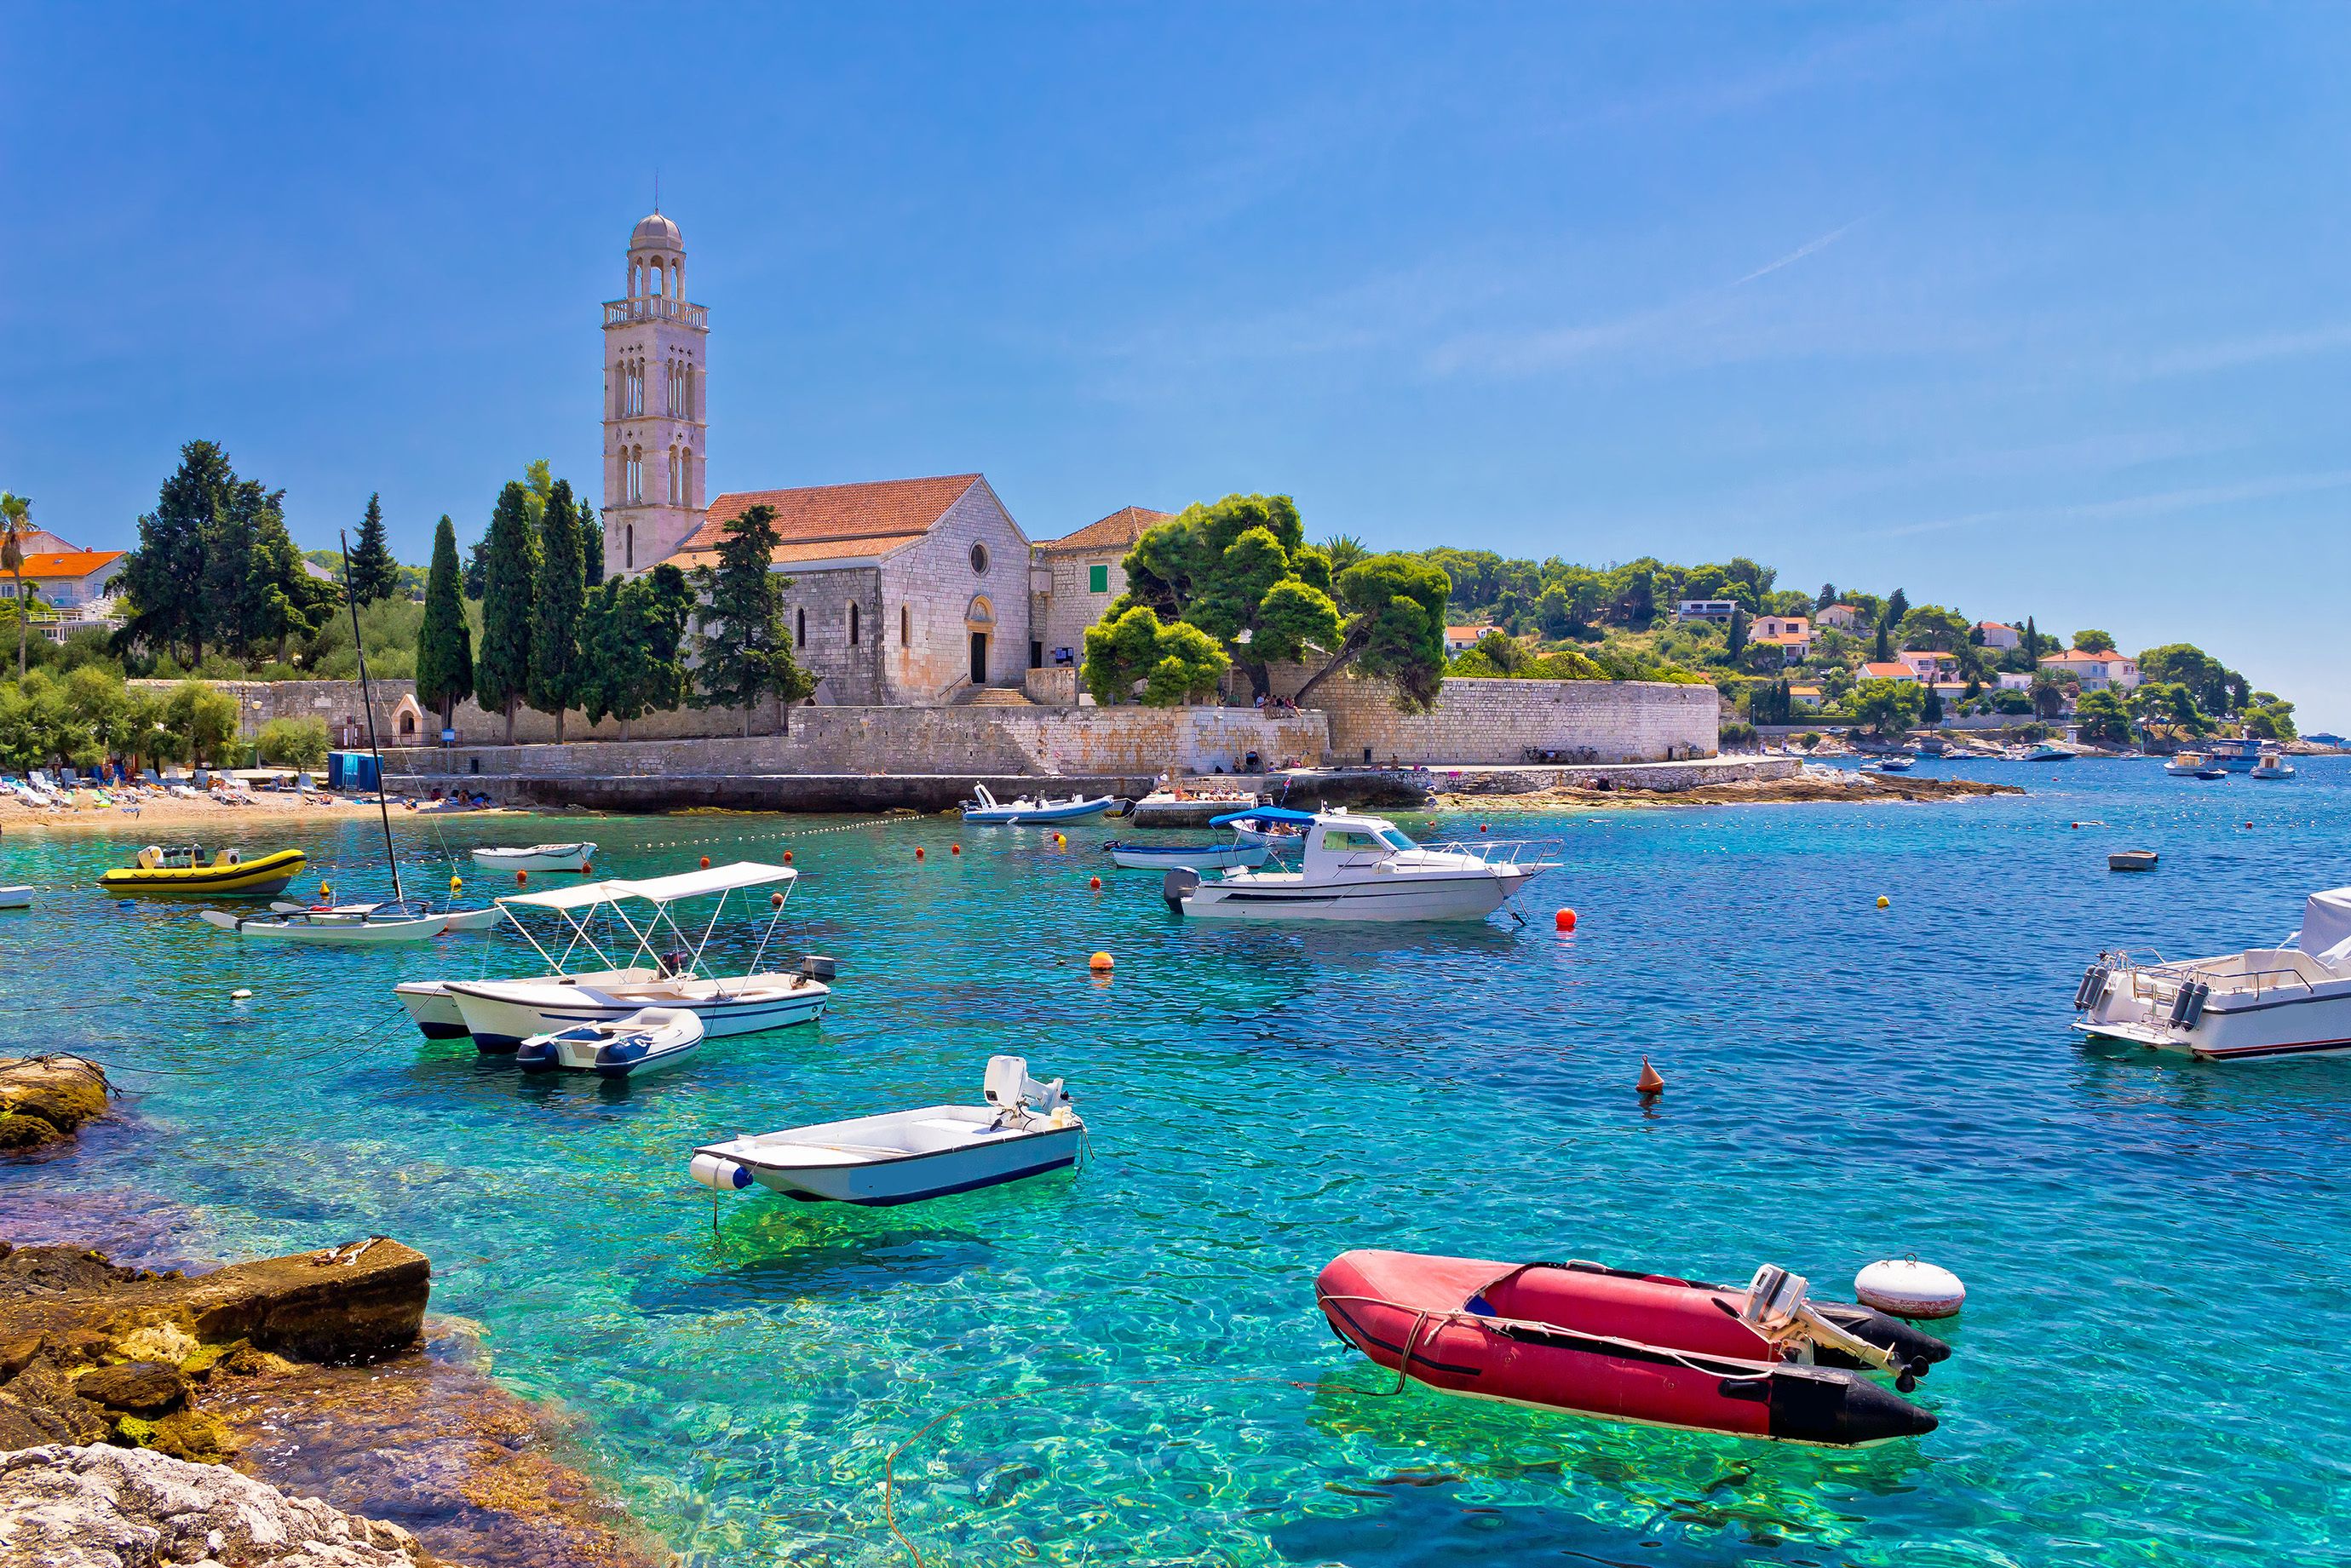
582, 864, 593, 876
515, 870, 527, 885
770, 891, 784, 908
700, 855, 710, 868
1089, 951, 1114, 972
951, 843, 961, 855
319, 881, 332, 898
1637, 1058, 1665, 1095
916, 847, 926, 860
784, 850, 793, 863
1555, 908, 1577, 931
1089, 875, 1102, 890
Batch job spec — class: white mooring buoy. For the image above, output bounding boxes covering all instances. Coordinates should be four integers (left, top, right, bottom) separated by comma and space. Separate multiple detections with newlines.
1855, 1256, 1965, 1319
230, 989, 253, 1002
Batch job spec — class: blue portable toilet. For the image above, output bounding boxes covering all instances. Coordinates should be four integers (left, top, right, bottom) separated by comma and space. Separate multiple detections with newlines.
327, 751, 380, 793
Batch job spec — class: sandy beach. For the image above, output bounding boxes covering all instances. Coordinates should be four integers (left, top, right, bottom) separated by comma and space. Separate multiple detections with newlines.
0, 792, 520, 836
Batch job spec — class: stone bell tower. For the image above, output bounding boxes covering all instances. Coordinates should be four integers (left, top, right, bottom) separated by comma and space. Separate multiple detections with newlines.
602, 210, 709, 575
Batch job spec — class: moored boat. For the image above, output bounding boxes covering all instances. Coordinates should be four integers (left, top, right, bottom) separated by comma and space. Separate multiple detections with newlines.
0, 886, 30, 910
471, 841, 598, 873
395, 970, 659, 1041
1165, 807, 1556, 922
2251, 750, 2296, 780
689, 1055, 1083, 1204
516, 1006, 704, 1077
960, 783, 1117, 824
2073, 887, 2351, 1060
1315, 1250, 1944, 1446
2164, 751, 2210, 777
1102, 839, 1272, 871
200, 907, 453, 944
99, 846, 306, 899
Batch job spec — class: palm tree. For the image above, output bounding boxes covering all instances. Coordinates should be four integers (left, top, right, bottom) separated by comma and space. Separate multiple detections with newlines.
1319, 533, 1371, 574
1, 491, 30, 678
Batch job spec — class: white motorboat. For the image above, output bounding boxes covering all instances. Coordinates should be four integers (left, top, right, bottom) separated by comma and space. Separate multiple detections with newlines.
1102, 839, 1272, 871
2025, 744, 2075, 762
2164, 751, 2210, 777
2251, 750, 2296, 780
471, 841, 599, 873
272, 899, 504, 931
515, 1006, 704, 1077
959, 783, 1116, 824
201, 907, 453, 944
0, 886, 30, 910
689, 1055, 1083, 1205
2072, 887, 2351, 1061
1867, 755, 1916, 773
1164, 807, 1558, 923
395, 969, 658, 1041
437, 862, 833, 1052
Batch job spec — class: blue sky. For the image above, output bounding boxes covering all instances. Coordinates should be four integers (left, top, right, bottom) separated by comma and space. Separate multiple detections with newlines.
4, 4, 2346, 725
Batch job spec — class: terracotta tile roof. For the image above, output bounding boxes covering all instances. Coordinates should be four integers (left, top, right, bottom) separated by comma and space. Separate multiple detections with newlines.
1037, 505, 1171, 554
16, 550, 123, 579
1860, 661, 1917, 680
666, 474, 985, 566
1757, 631, 1813, 644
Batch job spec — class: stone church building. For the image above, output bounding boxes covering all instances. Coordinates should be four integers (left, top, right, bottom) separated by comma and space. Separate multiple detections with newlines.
597, 209, 1182, 706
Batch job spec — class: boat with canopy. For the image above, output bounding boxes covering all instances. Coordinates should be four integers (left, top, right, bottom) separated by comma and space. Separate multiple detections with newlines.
435, 861, 833, 1052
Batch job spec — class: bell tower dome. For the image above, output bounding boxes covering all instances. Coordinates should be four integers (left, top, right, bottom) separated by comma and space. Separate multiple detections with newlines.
602, 209, 709, 575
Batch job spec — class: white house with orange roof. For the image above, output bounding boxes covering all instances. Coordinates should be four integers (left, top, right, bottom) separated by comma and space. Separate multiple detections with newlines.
1816, 603, 1864, 630
1896, 649, 1961, 683
1, 529, 127, 643
1976, 620, 2020, 650
2038, 648, 2140, 691
1444, 624, 1492, 654
1749, 613, 1813, 664
1859, 660, 1917, 684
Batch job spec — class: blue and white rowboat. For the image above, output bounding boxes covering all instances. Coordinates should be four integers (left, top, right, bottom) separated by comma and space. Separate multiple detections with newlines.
960, 782, 1118, 824
1103, 840, 1272, 870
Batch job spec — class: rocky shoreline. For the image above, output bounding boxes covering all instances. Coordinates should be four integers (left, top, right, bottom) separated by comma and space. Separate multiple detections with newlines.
0, 1065, 670, 1568
1437, 771, 2025, 809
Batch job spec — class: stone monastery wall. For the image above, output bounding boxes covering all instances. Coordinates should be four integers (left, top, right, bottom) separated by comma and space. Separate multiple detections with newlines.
1269, 671, 1719, 765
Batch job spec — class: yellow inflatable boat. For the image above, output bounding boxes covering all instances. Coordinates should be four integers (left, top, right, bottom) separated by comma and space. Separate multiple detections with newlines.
99, 845, 307, 899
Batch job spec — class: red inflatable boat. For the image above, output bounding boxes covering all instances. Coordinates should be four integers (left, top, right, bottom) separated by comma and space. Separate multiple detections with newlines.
1315, 1250, 1946, 1446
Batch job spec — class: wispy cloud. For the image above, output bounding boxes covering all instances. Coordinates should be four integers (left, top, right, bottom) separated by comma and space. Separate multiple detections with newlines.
2145, 324, 2351, 376
1733, 218, 1865, 287
1881, 468, 2351, 538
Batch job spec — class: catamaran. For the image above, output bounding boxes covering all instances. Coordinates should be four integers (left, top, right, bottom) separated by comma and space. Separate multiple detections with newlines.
426, 861, 835, 1052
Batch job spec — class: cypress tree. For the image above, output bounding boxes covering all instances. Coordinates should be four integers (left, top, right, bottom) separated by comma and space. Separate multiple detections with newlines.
579, 499, 605, 586
1724, 604, 1749, 661
348, 492, 400, 605
527, 480, 587, 742
415, 515, 473, 730
473, 482, 540, 744
691, 504, 814, 736
116, 440, 234, 666
1874, 622, 1893, 663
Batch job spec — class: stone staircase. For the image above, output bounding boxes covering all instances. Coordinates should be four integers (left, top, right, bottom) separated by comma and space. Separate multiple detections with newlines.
951, 684, 1035, 707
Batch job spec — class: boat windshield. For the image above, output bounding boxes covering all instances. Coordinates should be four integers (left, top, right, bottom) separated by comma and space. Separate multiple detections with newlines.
1375, 828, 1417, 851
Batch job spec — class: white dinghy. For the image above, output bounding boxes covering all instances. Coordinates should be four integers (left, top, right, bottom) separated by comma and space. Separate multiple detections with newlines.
960, 783, 1117, 824
441, 862, 833, 1053
472, 842, 598, 873
0, 886, 32, 910
515, 1006, 704, 1078
202, 906, 453, 944
690, 1056, 1083, 1206
395, 970, 659, 1041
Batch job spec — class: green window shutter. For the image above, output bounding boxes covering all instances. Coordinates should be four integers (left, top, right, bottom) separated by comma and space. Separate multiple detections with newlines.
1089, 564, 1109, 594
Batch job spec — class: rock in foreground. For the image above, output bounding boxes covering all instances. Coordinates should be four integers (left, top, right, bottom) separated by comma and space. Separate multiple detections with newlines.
0, 1058, 109, 1152
0, 1442, 435, 1567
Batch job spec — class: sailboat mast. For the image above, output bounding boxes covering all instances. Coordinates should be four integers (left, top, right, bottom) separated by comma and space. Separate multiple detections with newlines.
340, 529, 405, 905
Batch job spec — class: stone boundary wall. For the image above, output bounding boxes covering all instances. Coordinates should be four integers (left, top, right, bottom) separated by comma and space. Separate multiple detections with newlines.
382, 704, 1325, 781
131, 678, 790, 746
1264, 669, 1719, 766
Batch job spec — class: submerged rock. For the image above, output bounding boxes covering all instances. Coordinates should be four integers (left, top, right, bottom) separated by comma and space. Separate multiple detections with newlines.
0, 1058, 109, 1152
0, 1442, 437, 1567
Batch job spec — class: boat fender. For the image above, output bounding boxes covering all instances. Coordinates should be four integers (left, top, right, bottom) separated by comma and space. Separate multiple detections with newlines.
2179, 979, 2209, 1027
689, 1153, 751, 1192
2073, 964, 2111, 1010
514, 1039, 559, 1073
1162, 867, 1201, 911
1854, 1257, 1966, 1320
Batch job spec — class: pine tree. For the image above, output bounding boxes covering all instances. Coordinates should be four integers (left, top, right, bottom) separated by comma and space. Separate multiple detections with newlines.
415, 515, 474, 730
579, 499, 604, 586
527, 480, 588, 742
473, 482, 540, 744
348, 492, 400, 605
117, 440, 236, 665
691, 504, 814, 735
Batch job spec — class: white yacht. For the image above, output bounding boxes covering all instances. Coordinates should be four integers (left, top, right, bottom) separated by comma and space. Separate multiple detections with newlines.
413, 863, 835, 1053
2164, 751, 2210, 776
1163, 807, 1557, 922
2251, 750, 2296, 780
2072, 887, 2351, 1060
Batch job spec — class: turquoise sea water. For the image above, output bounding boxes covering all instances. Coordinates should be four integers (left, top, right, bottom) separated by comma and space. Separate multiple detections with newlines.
6, 761, 2351, 1565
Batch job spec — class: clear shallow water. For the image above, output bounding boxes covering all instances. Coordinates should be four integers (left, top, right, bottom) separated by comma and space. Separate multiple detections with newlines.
6, 761, 2351, 1565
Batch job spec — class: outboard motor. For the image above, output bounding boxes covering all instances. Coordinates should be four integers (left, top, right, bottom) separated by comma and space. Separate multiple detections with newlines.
984, 1055, 1071, 1121
799, 954, 838, 980
1162, 866, 1201, 912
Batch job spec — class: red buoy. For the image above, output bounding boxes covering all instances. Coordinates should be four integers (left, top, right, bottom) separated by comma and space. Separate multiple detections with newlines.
770, 891, 784, 908
916, 847, 926, 860
1637, 1058, 1665, 1095
783, 850, 793, 863
1555, 908, 1577, 931
951, 843, 961, 855
700, 855, 711, 868
1089, 875, 1102, 890
1480, 824, 1490, 833
515, 870, 527, 885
